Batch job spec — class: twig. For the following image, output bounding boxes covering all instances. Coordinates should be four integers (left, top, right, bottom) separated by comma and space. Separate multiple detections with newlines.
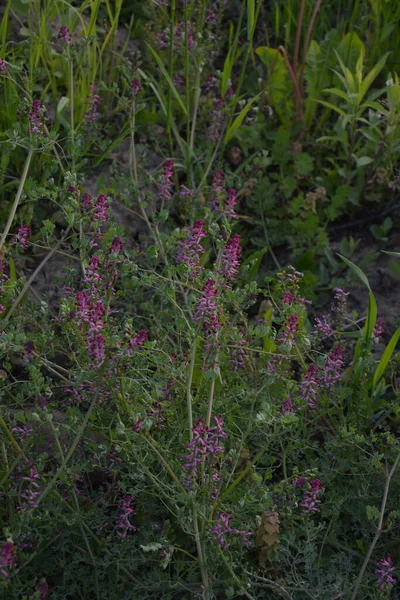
350, 452, 400, 600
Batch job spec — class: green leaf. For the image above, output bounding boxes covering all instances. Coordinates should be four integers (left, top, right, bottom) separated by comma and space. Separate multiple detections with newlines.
338, 254, 377, 351
256, 46, 293, 125
337, 32, 365, 72
372, 327, 400, 391
224, 94, 260, 143
315, 99, 346, 117
146, 44, 187, 117
247, 0, 255, 41
294, 152, 314, 176
360, 53, 390, 101
355, 155, 373, 167
322, 87, 351, 102
57, 96, 69, 114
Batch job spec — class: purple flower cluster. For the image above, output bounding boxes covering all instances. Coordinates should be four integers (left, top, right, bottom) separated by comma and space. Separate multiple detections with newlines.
322, 345, 344, 388
220, 233, 241, 285
280, 397, 294, 415
229, 333, 247, 371
74, 256, 110, 368
208, 97, 224, 141
15, 461, 41, 513
314, 314, 333, 336
0, 260, 9, 314
176, 219, 206, 279
116, 495, 136, 540
12, 224, 30, 250
376, 554, 396, 591
210, 511, 253, 549
182, 415, 227, 492
83, 83, 101, 125
158, 159, 174, 203
58, 26, 72, 44
0, 59, 8, 76
0, 542, 16, 578
129, 329, 148, 351
156, 22, 195, 51
299, 364, 319, 408
278, 314, 299, 347
110, 236, 124, 254
373, 317, 385, 341
194, 279, 221, 333
29, 100, 45, 134
209, 171, 238, 219
300, 478, 323, 514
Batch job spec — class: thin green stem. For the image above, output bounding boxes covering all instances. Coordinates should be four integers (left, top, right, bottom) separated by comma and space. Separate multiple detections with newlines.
0, 416, 22, 454
186, 337, 197, 439
36, 396, 97, 506
350, 453, 400, 600
0, 147, 33, 253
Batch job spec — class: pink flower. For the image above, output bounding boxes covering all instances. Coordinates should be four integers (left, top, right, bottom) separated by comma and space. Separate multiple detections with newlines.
158, 159, 174, 203
194, 279, 221, 334
210, 511, 253, 549
314, 315, 333, 336
129, 329, 148, 350
322, 346, 344, 388
58, 26, 72, 44
81, 192, 93, 209
209, 171, 239, 219
83, 83, 101, 125
38, 581, 49, 599
0, 542, 16, 578
0, 59, 8, 76
292, 476, 307, 489
12, 225, 31, 250
116, 495, 136, 540
300, 479, 323, 514
29, 100, 45, 134
280, 397, 294, 415
208, 97, 224, 141
376, 554, 396, 591
92, 194, 109, 224
176, 220, 206, 279
229, 335, 247, 371
182, 415, 227, 491
278, 314, 299, 347
131, 77, 141, 96
373, 317, 385, 341
299, 364, 319, 408
220, 234, 241, 284
110, 236, 124, 254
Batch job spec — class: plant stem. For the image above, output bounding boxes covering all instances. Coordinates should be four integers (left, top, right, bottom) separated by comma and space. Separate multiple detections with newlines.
0, 147, 33, 253
187, 337, 197, 439
0, 416, 22, 454
36, 396, 97, 506
350, 453, 400, 600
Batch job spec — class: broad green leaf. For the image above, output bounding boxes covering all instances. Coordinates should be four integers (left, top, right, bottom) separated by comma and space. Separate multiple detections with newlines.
337, 32, 365, 72
355, 156, 373, 167
360, 53, 390, 101
323, 87, 350, 102
372, 328, 400, 391
146, 44, 187, 117
256, 46, 293, 125
335, 52, 356, 93
57, 96, 69, 114
316, 99, 346, 117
